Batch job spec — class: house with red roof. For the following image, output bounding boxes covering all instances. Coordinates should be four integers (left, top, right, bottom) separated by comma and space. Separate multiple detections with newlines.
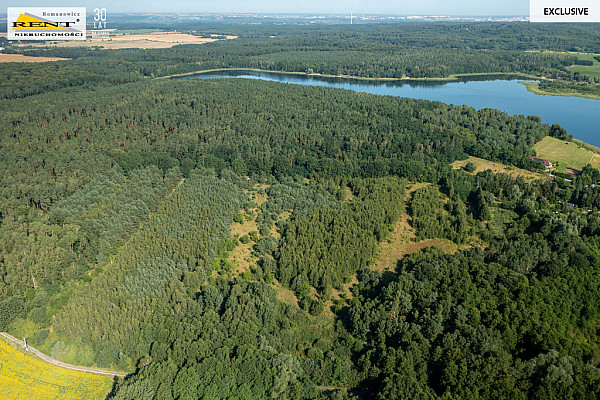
529, 157, 553, 168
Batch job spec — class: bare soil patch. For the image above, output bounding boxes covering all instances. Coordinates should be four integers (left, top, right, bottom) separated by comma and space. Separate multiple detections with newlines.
0, 54, 69, 63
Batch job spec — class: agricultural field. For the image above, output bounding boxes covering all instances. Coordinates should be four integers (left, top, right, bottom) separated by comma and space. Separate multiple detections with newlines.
0, 340, 113, 400
452, 155, 544, 181
526, 51, 600, 79
565, 52, 600, 80
533, 136, 600, 172
13, 32, 237, 49
0, 54, 70, 63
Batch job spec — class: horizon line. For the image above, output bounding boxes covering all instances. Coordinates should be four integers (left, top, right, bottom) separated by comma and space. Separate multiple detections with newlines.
0, 12, 530, 17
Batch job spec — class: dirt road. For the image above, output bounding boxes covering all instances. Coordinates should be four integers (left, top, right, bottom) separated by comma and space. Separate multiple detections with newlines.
0, 332, 127, 377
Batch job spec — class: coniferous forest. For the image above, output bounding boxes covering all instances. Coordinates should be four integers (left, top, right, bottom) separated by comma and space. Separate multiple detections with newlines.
1, 21, 600, 399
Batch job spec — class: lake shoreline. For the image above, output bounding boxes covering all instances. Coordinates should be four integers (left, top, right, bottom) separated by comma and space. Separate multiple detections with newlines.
178, 68, 600, 148
519, 81, 600, 101
160, 67, 541, 83
164, 68, 600, 101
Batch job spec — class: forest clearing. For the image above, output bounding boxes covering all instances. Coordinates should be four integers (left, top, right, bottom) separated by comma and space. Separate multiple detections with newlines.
452, 156, 544, 181
534, 136, 600, 172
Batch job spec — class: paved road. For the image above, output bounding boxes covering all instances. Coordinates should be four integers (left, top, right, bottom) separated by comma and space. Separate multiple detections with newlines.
0, 332, 127, 377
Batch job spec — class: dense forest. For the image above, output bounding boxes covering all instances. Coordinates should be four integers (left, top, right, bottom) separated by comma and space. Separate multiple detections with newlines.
3, 23, 600, 92
1, 22, 599, 399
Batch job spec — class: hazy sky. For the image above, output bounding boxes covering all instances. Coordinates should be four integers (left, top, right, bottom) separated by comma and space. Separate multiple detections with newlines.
1, 1, 529, 16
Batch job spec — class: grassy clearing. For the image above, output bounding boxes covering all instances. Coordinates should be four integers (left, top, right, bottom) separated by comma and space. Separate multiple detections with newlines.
452, 156, 544, 181
526, 50, 600, 73
534, 136, 600, 172
521, 81, 600, 100
273, 281, 300, 308
573, 139, 600, 154
251, 184, 269, 206
591, 155, 600, 172
226, 184, 270, 278
565, 52, 600, 80
323, 275, 358, 318
568, 65, 600, 80
0, 339, 112, 400
370, 182, 474, 274
373, 236, 468, 274
229, 214, 259, 277
342, 186, 355, 202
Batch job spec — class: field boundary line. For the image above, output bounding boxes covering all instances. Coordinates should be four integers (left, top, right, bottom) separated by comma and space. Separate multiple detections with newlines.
0, 332, 127, 377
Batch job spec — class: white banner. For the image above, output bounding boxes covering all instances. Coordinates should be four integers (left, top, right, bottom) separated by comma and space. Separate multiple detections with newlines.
7, 7, 86, 40
531, 1, 600, 22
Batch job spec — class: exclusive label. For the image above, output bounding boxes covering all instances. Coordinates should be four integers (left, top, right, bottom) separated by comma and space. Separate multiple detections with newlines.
531, 0, 600, 22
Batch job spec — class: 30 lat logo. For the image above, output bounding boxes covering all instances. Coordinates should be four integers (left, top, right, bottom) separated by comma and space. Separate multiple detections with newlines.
90, 8, 111, 40
7, 7, 86, 40
93, 8, 107, 29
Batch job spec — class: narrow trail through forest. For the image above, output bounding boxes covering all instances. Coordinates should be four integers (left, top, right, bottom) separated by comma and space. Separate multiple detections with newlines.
0, 332, 127, 377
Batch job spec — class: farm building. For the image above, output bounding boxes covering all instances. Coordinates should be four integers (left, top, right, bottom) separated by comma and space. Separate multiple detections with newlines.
529, 157, 553, 168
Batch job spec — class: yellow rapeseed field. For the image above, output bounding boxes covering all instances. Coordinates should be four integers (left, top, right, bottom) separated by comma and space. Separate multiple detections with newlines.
0, 340, 113, 400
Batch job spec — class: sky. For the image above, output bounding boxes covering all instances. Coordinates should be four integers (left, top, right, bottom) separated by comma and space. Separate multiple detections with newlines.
0, 1, 530, 16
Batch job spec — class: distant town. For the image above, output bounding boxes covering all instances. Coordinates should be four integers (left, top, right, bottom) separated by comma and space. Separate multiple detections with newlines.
0, 13, 530, 27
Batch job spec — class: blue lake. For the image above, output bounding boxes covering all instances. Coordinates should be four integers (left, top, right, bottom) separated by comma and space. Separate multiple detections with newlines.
184, 70, 600, 147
